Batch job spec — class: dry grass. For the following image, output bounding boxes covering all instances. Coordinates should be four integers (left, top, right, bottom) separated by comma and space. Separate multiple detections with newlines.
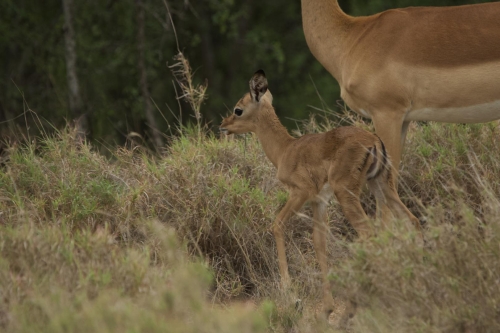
0, 130, 274, 332
0, 127, 347, 332
1, 117, 500, 332
169, 52, 208, 136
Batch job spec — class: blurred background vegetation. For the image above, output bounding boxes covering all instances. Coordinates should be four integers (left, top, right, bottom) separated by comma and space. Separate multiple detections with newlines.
1, 0, 495, 147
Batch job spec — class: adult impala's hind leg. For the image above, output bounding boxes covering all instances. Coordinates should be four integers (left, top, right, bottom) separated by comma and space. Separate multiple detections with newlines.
272, 191, 309, 288
372, 114, 407, 221
311, 200, 335, 317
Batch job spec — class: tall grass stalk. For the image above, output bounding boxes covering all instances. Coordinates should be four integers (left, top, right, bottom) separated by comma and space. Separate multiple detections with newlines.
169, 52, 207, 141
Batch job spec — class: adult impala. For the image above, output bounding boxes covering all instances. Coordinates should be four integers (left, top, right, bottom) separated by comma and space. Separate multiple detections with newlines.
220, 70, 422, 317
301, 0, 500, 172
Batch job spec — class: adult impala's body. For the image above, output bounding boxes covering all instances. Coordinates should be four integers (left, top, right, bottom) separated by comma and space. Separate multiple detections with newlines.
302, 0, 500, 170
220, 70, 422, 317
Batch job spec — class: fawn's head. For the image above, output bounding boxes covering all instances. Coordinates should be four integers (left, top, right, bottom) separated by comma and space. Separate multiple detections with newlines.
220, 70, 273, 135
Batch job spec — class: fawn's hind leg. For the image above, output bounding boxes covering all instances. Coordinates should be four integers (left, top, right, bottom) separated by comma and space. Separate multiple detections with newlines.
311, 200, 335, 317
329, 159, 371, 239
368, 176, 422, 235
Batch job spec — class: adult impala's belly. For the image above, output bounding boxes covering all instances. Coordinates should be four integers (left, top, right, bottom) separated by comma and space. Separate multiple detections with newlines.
404, 61, 500, 123
340, 59, 500, 123
405, 100, 500, 123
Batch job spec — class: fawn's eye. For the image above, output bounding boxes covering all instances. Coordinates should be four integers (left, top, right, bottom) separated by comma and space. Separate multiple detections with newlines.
234, 108, 243, 116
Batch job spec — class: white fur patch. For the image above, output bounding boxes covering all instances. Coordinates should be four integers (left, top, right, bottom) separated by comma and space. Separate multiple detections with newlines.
317, 184, 334, 204
358, 109, 371, 118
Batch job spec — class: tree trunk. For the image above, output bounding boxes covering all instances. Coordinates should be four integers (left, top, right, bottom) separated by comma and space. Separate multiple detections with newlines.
135, 0, 164, 150
62, 0, 87, 140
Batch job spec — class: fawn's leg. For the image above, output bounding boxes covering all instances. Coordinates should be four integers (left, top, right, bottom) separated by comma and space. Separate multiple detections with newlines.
329, 173, 371, 239
272, 192, 308, 288
311, 200, 335, 317
328, 170, 367, 326
368, 175, 423, 245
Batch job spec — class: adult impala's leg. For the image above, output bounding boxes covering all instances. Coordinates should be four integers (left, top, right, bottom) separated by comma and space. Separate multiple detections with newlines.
272, 191, 308, 288
311, 200, 335, 316
372, 112, 406, 172
372, 112, 407, 221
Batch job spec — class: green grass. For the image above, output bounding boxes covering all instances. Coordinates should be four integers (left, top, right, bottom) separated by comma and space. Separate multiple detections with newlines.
1, 119, 500, 332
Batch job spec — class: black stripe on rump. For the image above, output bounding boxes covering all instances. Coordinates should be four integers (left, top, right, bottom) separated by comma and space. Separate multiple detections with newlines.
359, 147, 373, 172
366, 146, 380, 180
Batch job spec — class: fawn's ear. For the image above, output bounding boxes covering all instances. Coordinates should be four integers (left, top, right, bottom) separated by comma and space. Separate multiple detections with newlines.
249, 70, 268, 103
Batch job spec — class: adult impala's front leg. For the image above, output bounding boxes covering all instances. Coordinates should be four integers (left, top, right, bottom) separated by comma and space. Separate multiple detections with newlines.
272, 191, 308, 288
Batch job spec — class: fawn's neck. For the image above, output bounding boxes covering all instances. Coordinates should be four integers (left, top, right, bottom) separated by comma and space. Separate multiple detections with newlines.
254, 107, 294, 168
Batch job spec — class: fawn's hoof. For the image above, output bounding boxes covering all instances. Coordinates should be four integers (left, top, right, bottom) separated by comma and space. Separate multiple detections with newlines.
294, 299, 303, 313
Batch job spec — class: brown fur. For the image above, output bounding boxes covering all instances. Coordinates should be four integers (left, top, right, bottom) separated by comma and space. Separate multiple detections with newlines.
301, 0, 500, 174
220, 71, 422, 318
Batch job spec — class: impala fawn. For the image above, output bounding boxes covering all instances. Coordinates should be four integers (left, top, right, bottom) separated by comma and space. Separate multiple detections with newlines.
220, 70, 422, 317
